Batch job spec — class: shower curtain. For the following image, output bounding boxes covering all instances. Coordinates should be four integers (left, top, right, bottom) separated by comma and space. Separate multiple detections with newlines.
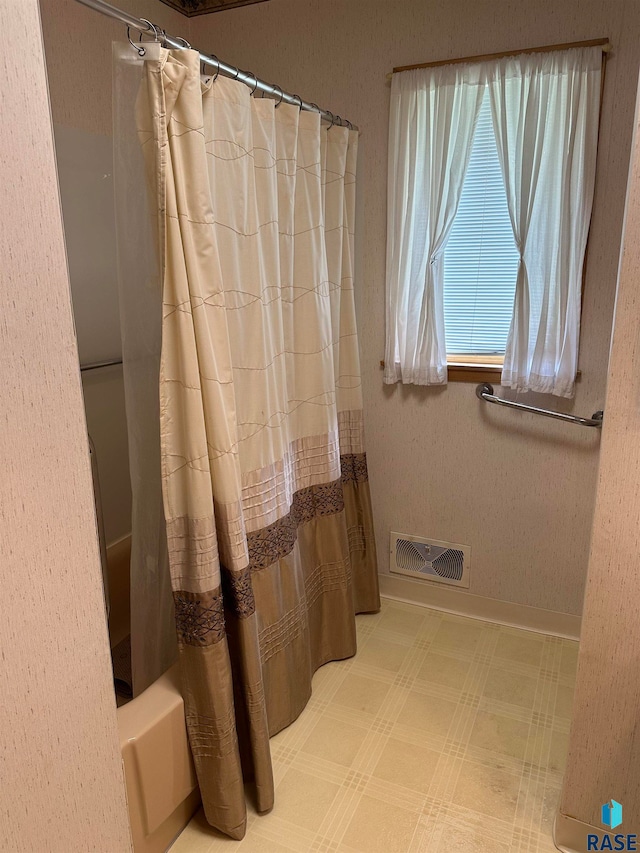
114, 44, 177, 697
115, 43, 379, 839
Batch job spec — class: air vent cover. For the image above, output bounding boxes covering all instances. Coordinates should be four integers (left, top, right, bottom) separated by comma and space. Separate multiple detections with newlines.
390, 532, 470, 588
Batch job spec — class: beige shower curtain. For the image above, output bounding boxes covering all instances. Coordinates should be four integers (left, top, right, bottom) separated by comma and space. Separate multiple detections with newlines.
135, 45, 379, 839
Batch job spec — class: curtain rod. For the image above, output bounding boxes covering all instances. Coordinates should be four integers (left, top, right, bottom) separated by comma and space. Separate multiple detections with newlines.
74, 0, 358, 130
389, 37, 611, 77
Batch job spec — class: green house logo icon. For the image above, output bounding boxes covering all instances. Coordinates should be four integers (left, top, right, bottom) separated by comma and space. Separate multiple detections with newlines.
601, 799, 623, 830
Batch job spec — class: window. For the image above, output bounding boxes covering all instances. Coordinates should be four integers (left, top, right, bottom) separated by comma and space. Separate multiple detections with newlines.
443, 90, 519, 364
384, 45, 602, 396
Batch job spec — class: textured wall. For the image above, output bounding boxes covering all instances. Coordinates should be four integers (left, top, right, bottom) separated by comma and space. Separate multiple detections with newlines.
41, 0, 186, 135
194, 0, 640, 615
0, 2, 131, 850
559, 91, 640, 833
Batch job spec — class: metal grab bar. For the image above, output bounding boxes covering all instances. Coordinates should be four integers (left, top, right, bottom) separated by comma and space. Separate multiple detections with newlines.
80, 358, 123, 373
476, 383, 604, 428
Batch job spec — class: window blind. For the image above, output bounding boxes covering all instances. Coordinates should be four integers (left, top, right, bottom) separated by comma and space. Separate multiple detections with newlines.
443, 88, 519, 356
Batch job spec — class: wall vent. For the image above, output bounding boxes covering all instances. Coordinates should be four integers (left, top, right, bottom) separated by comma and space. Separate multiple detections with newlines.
390, 532, 470, 588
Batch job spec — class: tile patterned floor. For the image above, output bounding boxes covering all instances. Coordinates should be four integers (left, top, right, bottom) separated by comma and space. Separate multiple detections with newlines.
171, 598, 578, 853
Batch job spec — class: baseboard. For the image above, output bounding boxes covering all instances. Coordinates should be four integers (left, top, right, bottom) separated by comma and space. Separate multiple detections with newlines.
379, 573, 581, 640
554, 812, 603, 852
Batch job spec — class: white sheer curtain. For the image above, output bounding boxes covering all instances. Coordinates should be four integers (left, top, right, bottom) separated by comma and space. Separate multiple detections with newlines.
384, 64, 485, 385
486, 46, 602, 397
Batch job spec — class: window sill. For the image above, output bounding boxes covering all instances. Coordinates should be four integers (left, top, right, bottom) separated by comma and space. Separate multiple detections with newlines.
448, 363, 502, 383
378, 360, 580, 384
379, 358, 502, 383
447, 363, 581, 383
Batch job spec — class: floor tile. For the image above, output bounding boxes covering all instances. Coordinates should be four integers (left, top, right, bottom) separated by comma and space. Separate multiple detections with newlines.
356, 635, 410, 672
433, 818, 511, 853
559, 642, 579, 677
341, 793, 420, 853
371, 736, 439, 794
238, 832, 297, 852
395, 691, 460, 739
416, 651, 471, 689
514, 776, 561, 838
431, 618, 485, 652
450, 758, 521, 820
377, 604, 426, 638
469, 710, 531, 761
275, 768, 340, 831
300, 715, 368, 768
548, 728, 570, 773
332, 673, 390, 715
483, 666, 538, 709
540, 784, 562, 835
554, 684, 574, 719
494, 630, 544, 667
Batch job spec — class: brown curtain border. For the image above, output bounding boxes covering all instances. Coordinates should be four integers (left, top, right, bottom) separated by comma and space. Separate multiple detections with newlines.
173, 451, 372, 645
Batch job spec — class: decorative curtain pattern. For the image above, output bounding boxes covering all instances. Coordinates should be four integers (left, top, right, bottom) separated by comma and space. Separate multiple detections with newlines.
384, 64, 485, 385
486, 47, 602, 397
135, 45, 379, 839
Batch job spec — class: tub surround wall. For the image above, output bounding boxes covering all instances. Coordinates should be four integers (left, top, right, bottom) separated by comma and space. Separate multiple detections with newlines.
556, 81, 640, 849
0, 1, 131, 849
195, 0, 640, 617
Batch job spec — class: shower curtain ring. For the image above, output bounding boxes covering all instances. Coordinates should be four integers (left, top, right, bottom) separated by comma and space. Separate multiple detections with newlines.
346, 119, 354, 130
139, 18, 160, 43
326, 111, 335, 129
127, 26, 146, 56
273, 85, 285, 107
174, 36, 191, 49
208, 55, 221, 82
335, 115, 342, 127
248, 73, 259, 96
293, 94, 303, 110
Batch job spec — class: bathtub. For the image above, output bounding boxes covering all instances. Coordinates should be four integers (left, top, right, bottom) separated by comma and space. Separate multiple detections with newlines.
118, 664, 200, 853
107, 537, 200, 852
